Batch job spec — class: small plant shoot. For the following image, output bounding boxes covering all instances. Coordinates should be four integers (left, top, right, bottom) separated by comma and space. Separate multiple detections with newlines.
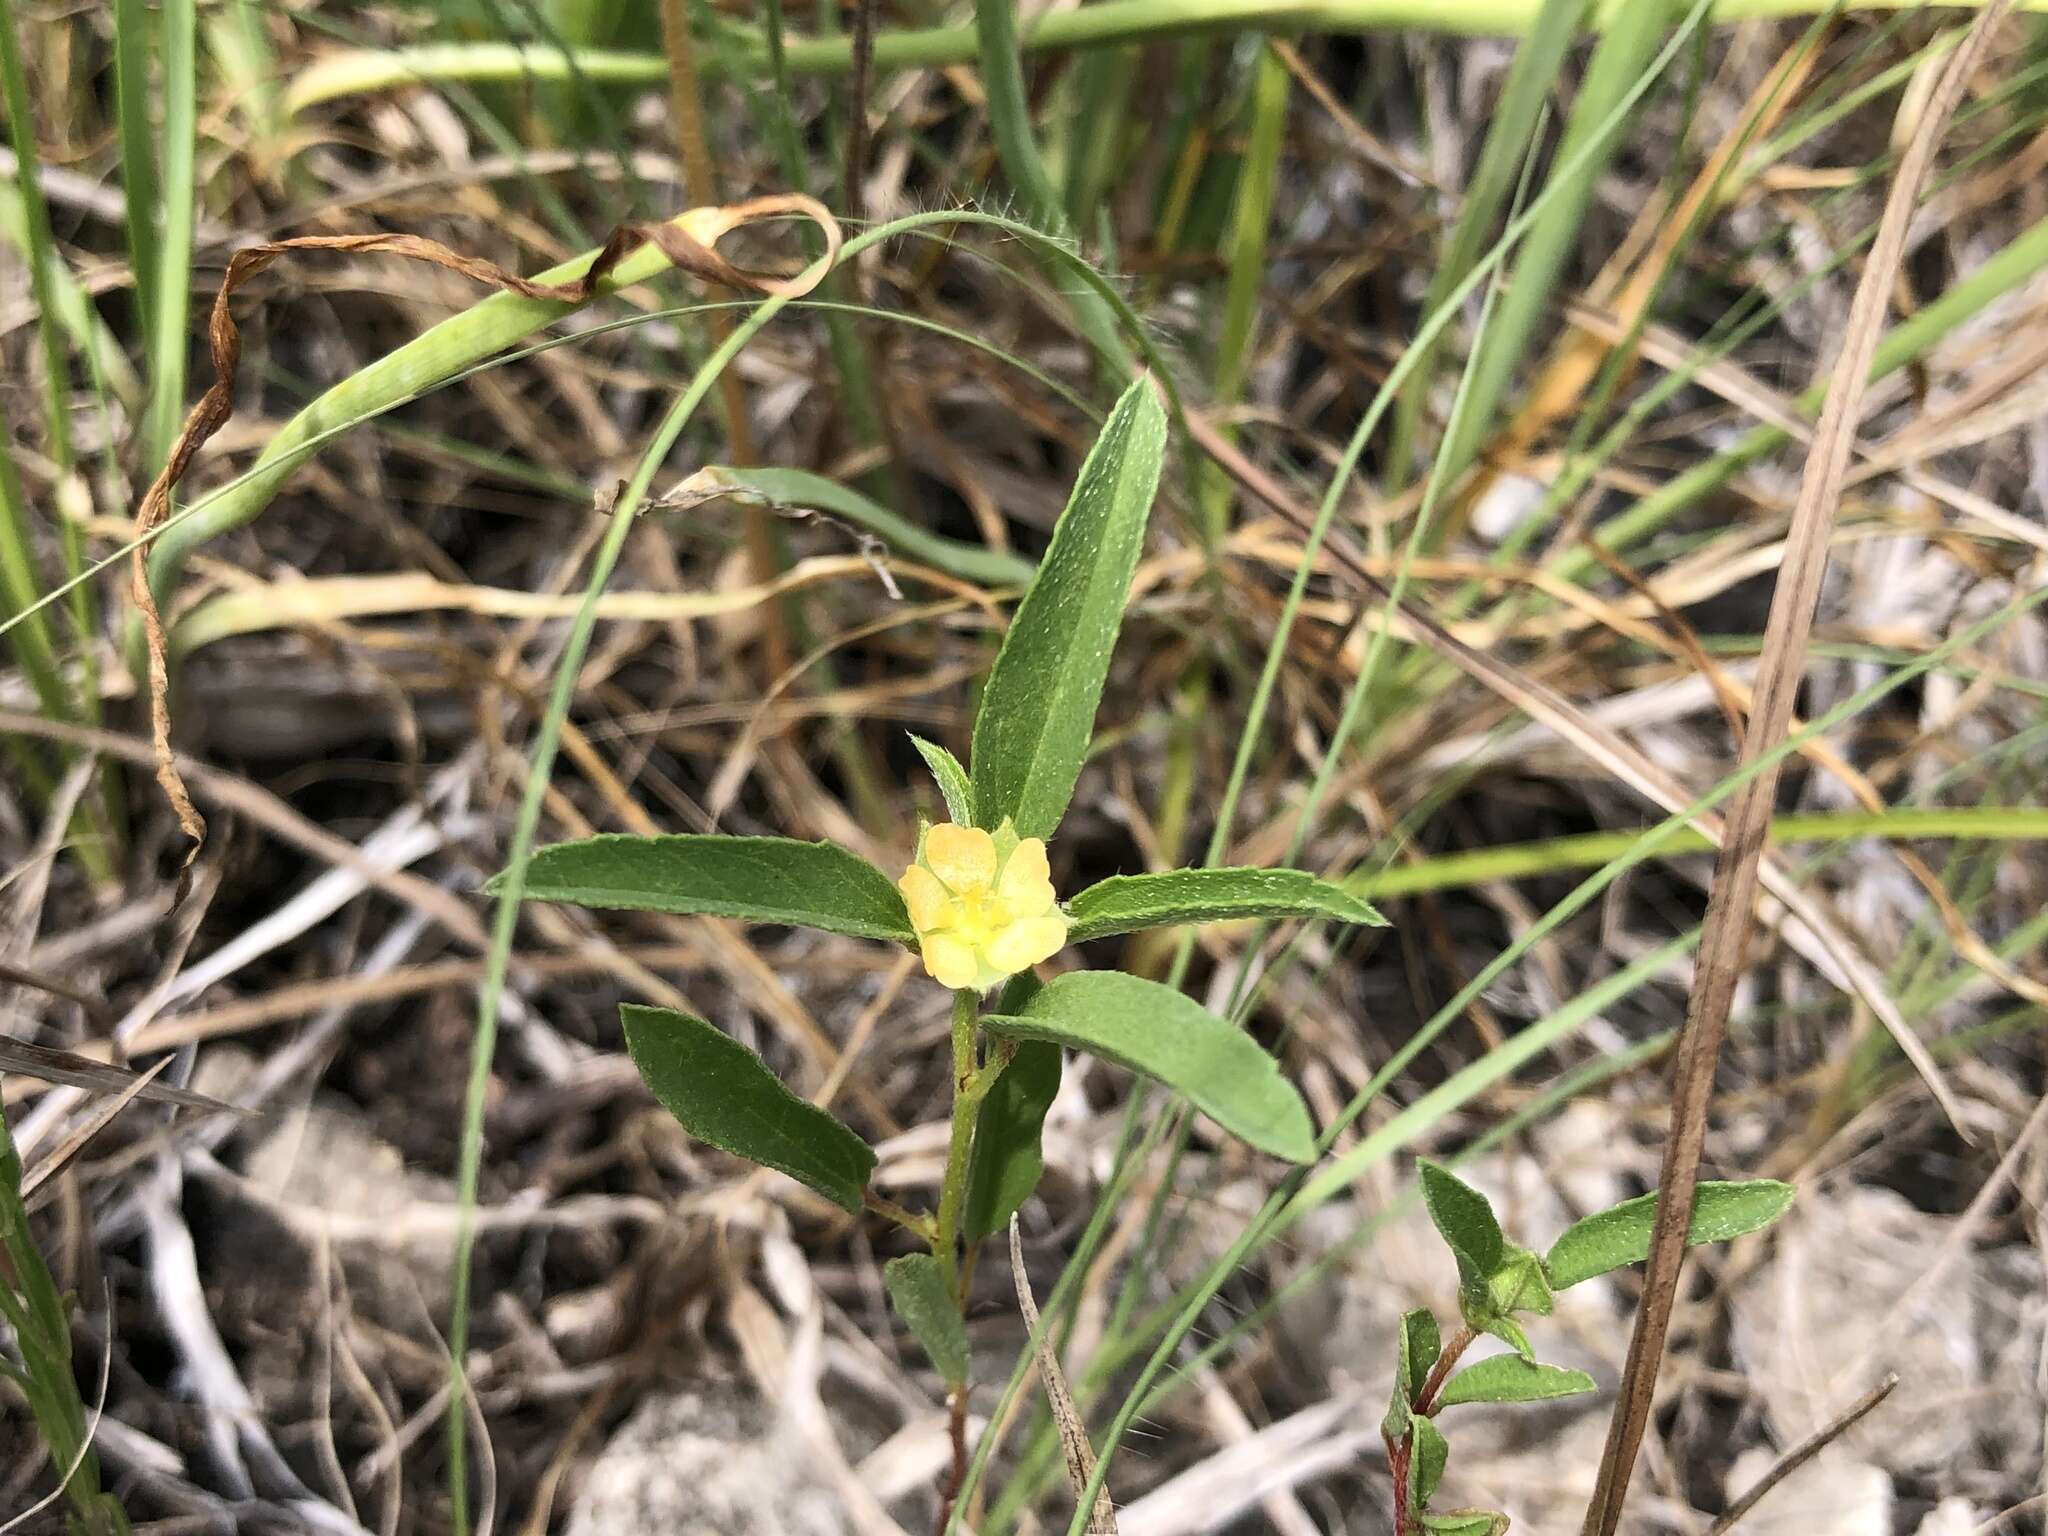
1381, 1161, 1793, 1533
501, 375, 1382, 1499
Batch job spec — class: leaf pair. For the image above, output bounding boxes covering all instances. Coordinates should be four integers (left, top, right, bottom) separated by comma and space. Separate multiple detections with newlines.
497, 837, 1380, 953
615, 963, 1319, 1228
1418, 1160, 1794, 1300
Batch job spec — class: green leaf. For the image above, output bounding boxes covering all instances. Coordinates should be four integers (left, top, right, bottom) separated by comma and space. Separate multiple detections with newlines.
1383, 1307, 1442, 1439
883, 1253, 970, 1388
1399, 1308, 1443, 1404
981, 971, 1314, 1163
497, 835, 914, 943
1486, 1247, 1554, 1320
969, 376, 1167, 841
1064, 868, 1385, 944
964, 1038, 1061, 1241
1421, 1511, 1510, 1536
1473, 1311, 1535, 1364
909, 735, 975, 826
620, 1004, 875, 1214
1435, 1355, 1595, 1410
689, 464, 1036, 588
1418, 1162, 1505, 1287
1409, 1415, 1449, 1507
1544, 1179, 1795, 1290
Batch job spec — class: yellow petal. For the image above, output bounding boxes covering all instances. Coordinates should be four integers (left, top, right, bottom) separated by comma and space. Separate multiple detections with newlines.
922, 934, 980, 990
897, 865, 954, 934
985, 914, 1068, 974
925, 823, 997, 895
995, 838, 1056, 916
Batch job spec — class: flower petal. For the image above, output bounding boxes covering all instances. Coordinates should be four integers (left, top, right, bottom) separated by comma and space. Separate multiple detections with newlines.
897, 865, 954, 934
985, 914, 1068, 975
995, 838, 1056, 915
922, 934, 980, 990
925, 823, 997, 895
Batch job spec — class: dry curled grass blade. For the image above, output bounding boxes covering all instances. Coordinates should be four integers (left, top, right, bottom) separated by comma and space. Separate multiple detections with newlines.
128, 194, 840, 895
1579, 5, 2019, 1531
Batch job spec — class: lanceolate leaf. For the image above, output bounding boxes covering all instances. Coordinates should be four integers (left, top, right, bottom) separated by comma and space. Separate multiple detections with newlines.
981, 971, 1314, 1163
1398, 1308, 1443, 1406
620, 1004, 875, 1213
1434, 1354, 1595, 1409
964, 1038, 1062, 1241
1418, 1161, 1505, 1287
1544, 1179, 1794, 1290
883, 1253, 970, 1387
909, 734, 976, 826
1409, 1415, 1449, 1507
497, 835, 914, 943
970, 377, 1168, 842
1064, 867, 1385, 944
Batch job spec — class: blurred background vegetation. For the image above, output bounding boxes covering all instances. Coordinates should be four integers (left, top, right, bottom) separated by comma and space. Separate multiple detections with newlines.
1, 1, 2045, 1532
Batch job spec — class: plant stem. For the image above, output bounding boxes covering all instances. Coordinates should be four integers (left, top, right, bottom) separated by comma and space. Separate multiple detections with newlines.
1412, 1324, 1476, 1416
933, 987, 984, 1297
1385, 1427, 1412, 1535
1386, 1324, 1476, 1534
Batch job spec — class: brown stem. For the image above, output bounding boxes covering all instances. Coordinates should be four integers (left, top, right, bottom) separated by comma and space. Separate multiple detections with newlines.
1385, 1428, 1412, 1536
1413, 1325, 1477, 1418
935, 1385, 970, 1536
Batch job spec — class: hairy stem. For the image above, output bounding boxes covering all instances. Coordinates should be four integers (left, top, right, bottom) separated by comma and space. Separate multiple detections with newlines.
933, 987, 984, 1296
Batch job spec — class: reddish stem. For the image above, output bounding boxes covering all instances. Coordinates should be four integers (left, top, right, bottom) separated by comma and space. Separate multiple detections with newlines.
1413, 1324, 1478, 1418
1385, 1428, 1412, 1535
1386, 1324, 1479, 1534
934, 1385, 970, 1536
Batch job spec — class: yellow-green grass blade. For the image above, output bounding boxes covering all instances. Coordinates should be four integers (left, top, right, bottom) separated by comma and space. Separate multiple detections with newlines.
283, 0, 2048, 118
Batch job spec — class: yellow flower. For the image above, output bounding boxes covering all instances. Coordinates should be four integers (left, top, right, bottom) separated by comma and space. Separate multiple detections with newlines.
898, 822, 1067, 991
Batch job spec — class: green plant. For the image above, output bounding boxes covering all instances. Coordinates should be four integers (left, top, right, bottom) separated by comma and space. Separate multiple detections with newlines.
1379, 1160, 1792, 1534
495, 374, 1385, 1495
0, 1116, 128, 1535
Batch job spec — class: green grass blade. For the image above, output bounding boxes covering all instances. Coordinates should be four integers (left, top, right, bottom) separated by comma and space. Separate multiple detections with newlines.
142, 0, 197, 478
1386, 0, 1586, 487
1430, 0, 1691, 498
114, 0, 160, 339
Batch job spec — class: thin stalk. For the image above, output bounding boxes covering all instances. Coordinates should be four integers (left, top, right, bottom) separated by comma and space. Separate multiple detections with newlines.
1348, 806, 2048, 899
